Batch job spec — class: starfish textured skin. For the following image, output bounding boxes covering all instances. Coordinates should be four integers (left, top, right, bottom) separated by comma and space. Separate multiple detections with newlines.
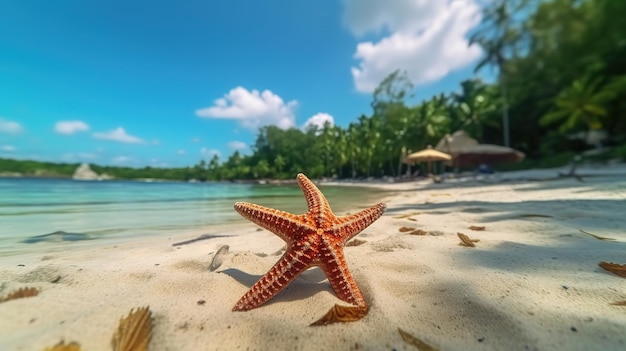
232, 173, 386, 325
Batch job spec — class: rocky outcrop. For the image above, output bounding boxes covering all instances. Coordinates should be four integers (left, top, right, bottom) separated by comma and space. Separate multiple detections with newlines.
72, 163, 99, 180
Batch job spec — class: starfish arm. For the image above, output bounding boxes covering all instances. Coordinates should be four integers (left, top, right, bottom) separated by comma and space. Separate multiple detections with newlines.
332, 202, 386, 242
310, 244, 369, 326
233, 248, 314, 311
318, 244, 367, 308
234, 202, 313, 242
296, 173, 333, 226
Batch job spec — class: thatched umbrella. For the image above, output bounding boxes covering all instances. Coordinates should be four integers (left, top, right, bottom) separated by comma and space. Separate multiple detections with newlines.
403, 145, 452, 175
454, 144, 525, 168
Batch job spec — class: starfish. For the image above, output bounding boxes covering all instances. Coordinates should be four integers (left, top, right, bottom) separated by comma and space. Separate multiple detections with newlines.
232, 173, 386, 325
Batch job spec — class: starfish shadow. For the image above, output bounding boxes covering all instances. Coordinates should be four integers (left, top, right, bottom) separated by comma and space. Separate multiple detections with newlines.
221, 267, 335, 305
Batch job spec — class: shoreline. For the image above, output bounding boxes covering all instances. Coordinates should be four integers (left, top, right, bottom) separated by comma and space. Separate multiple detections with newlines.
1, 165, 625, 350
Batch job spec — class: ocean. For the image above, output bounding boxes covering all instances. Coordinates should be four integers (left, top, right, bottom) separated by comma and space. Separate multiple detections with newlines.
0, 177, 387, 256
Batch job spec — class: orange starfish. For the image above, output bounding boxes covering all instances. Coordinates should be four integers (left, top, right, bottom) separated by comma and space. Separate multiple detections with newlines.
232, 173, 386, 325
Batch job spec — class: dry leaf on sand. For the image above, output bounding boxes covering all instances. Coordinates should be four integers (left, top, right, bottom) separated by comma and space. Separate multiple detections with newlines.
457, 232, 479, 247
0, 287, 39, 303
468, 225, 486, 231
310, 304, 367, 326
399, 226, 415, 232
398, 328, 439, 351
43, 341, 81, 351
409, 229, 428, 236
598, 262, 626, 278
610, 300, 626, 306
112, 306, 153, 351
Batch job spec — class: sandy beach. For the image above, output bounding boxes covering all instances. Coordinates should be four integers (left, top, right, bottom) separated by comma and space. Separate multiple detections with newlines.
1, 164, 625, 351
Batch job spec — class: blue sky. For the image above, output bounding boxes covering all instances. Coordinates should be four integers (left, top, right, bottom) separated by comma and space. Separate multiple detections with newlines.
0, 0, 487, 168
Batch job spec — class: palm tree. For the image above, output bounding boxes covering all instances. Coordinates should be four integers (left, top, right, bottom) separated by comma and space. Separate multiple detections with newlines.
346, 122, 360, 178
452, 79, 498, 141
355, 115, 381, 178
414, 95, 451, 146
470, 0, 532, 146
274, 155, 286, 176
332, 126, 348, 178
540, 75, 626, 147
371, 70, 414, 177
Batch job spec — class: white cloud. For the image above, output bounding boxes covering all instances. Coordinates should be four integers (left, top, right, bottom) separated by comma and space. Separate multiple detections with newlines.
200, 147, 220, 157
344, 0, 482, 93
196, 87, 297, 130
303, 113, 335, 130
177, 149, 186, 155
150, 158, 167, 167
112, 155, 133, 164
1, 145, 16, 152
0, 118, 23, 134
60, 152, 98, 162
93, 127, 145, 144
55, 120, 90, 135
228, 141, 247, 151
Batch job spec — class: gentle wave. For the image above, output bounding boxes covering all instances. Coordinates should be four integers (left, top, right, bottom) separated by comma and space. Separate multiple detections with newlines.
0, 177, 387, 256
0, 192, 303, 208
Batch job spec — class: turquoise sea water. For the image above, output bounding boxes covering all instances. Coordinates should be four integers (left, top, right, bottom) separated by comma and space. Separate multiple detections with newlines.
0, 177, 386, 256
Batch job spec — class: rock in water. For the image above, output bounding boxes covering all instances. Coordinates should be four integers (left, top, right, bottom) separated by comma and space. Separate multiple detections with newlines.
72, 163, 99, 181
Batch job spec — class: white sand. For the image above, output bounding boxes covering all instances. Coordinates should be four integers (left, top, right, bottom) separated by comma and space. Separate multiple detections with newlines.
1, 164, 625, 350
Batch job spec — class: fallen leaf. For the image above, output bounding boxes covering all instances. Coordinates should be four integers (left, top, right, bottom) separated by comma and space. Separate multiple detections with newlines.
409, 229, 428, 236
468, 225, 486, 231
0, 287, 39, 303
310, 305, 367, 326
111, 306, 153, 351
346, 239, 367, 247
407, 218, 417, 222
579, 229, 616, 241
43, 341, 81, 351
598, 262, 626, 278
399, 227, 415, 233
457, 232, 479, 247
610, 300, 626, 306
398, 328, 439, 351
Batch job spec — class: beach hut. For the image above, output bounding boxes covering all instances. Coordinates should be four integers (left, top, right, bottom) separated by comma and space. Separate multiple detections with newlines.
454, 144, 525, 168
435, 130, 479, 155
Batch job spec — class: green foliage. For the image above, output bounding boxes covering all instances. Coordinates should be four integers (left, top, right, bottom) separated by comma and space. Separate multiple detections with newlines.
0, 158, 78, 177
612, 144, 626, 161
540, 76, 626, 132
